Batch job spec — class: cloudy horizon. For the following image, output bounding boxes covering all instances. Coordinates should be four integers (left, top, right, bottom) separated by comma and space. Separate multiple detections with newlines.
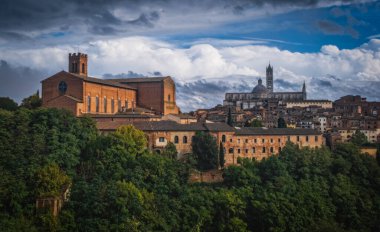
1, 0, 380, 112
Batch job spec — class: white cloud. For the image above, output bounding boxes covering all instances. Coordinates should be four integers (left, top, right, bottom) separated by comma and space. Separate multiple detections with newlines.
1, 37, 380, 111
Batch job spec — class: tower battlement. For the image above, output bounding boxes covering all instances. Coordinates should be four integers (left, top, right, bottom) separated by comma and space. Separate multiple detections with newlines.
68, 53, 88, 76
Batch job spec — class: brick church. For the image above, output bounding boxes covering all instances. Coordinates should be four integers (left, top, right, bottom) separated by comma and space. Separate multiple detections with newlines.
41, 53, 180, 116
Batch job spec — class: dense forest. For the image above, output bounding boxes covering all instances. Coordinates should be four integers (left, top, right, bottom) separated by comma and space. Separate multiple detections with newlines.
0, 105, 379, 232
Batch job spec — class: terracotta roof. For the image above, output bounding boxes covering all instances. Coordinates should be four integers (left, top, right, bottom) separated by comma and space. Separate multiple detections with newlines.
111, 76, 170, 83
235, 127, 321, 136
84, 113, 161, 118
204, 123, 235, 132
97, 120, 206, 131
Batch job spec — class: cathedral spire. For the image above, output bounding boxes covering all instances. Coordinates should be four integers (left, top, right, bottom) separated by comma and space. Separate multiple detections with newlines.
302, 81, 307, 100
266, 62, 273, 93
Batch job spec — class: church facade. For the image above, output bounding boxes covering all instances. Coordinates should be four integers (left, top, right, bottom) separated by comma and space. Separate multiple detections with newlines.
224, 64, 306, 110
41, 53, 180, 116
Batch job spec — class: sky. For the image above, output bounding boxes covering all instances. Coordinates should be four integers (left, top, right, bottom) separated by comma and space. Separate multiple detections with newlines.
0, 0, 380, 112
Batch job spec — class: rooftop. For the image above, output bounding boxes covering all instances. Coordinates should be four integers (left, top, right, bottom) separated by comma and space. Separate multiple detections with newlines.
234, 127, 320, 136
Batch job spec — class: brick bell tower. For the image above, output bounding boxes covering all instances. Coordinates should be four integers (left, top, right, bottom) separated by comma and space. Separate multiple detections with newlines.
68, 53, 88, 77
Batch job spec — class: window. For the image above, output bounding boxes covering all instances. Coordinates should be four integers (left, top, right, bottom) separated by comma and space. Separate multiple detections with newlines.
71, 63, 75, 72
278, 138, 281, 143
111, 99, 115, 113
315, 136, 318, 142
103, 97, 107, 113
174, 136, 179, 144
306, 136, 309, 142
87, 96, 91, 112
254, 138, 257, 143
183, 136, 188, 144
229, 148, 234, 154
270, 147, 274, 153
262, 138, 265, 143
95, 96, 99, 112
168, 94, 171, 102
230, 139, 233, 142
222, 135, 226, 143
287, 136, 290, 142
262, 147, 266, 153
118, 99, 121, 112
125, 100, 129, 108
270, 138, 273, 143
82, 63, 85, 73
252, 147, 256, 153
297, 136, 300, 142
58, 81, 67, 94
159, 137, 165, 142
245, 139, 248, 143
245, 149, 248, 154
279, 147, 282, 152
238, 149, 241, 154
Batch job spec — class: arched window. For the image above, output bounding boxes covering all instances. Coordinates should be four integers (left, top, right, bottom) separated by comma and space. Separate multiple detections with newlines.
87, 96, 91, 112
125, 100, 129, 108
103, 96, 107, 113
111, 99, 115, 113
183, 136, 188, 144
222, 135, 226, 143
174, 136, 179, 144
95, 96, 99, 112
118, 99, 121, 112
168, 94, 171, 102
270, 147, 274, 153
82, 63, 85, 73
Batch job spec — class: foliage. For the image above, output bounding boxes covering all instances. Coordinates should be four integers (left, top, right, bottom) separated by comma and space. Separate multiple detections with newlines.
350, 130, 368, 146
1, 107, 380, 232
0, 97, 18, 111
161, 142, 178, 159
192, 131, 219, 171
35, 163, 71, 197
227, 107, 233, 126
20, 91, 42, 109
245, 119, 263, 127
277, 117, 287, 128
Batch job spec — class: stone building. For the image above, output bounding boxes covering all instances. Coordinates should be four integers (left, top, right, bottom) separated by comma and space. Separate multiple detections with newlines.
42, 53, 180, 116
224, 64, 306, 110
97, 120, 324, 165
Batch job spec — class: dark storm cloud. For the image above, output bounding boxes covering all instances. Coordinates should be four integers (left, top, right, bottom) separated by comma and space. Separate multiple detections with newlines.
0, 0, 367, 41
103, 71, 145, 78
274, 79, 299, 90
0, 60, 47, 102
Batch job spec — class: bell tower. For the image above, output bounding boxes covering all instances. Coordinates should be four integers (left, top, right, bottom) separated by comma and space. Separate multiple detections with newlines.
68, 53, 88, 77
266, 63, 273, 92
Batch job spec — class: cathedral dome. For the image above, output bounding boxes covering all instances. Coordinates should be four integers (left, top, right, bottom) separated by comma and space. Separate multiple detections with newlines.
252, 79, 270, 94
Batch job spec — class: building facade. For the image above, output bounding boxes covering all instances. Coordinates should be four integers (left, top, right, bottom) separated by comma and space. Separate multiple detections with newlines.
42, 53, 180, 116
97, 120, 324, 165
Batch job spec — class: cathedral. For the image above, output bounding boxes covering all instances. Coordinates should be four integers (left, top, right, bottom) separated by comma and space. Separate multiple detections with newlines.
223, 64, 306, 109
41, 53, 180, 116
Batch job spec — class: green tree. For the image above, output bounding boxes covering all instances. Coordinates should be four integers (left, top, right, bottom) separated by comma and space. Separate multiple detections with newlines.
350, 130, 367, 146
245, 119, 263, 127
0, 97, 18, 111
20, 91, 42, 109
35, 163, 71, 197
113, 125, 148, 155
192, 131, 219, 170
219, 142, 225, 168
161, 142, 178, 159
277, 117, 287, 128
227, 107, 233, 126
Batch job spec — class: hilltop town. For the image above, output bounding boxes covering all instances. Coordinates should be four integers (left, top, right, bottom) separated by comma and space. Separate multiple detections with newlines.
41, 53, 379, 163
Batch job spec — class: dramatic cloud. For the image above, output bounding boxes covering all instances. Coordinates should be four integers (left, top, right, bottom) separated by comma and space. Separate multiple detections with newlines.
0, 60, 46, 102
0, 0, 373, 48
0, 37, 380, 111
